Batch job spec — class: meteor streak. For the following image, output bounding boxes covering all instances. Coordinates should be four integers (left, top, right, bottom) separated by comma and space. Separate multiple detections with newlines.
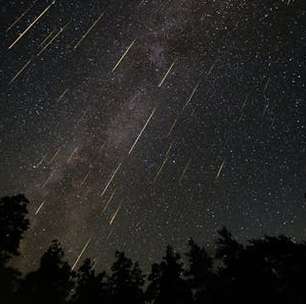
9, 59, 32, 85
238, 95, 249, 123
57, 89, 69, 103
67, 146, 79, 163
39, 31, 55, 47
6, 0, 40, 32
35, 201, 45, 215
106, 228, 114, 241
112, 39, 136, 72
41, 171, 54, 189
153, 142, 174, 183
158, 60, 175, 87
37, 21, 70, 56
109, 204, 121, 225
207, 62, 216, 75
72, 238, 92, 270
103, 190, 116, 213
167, 118, 178, 137
128, 107, 156, 155
183, 81, 200, 110
179, 158, 191, 185
35, 153, 47, 168
100, 163, 122, 198
8, 1, 56, 49
80, 171, 90, 186
49, 146, 61, 164
73, 12, 104, 49
216, 160, 225, 179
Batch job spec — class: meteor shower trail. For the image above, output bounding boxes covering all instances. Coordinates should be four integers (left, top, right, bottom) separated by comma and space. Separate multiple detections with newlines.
1, 0, 304, 274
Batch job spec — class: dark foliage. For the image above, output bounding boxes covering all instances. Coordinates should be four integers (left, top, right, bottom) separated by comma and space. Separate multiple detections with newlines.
0, 194, 29, 262
146, 246, 193, 304
185, 239, 215, 304
71, 258, 108, 304
1, 194, 306, 304
19, 240, 74, 304
109, 251, 145, 304
0, 194, 29, 303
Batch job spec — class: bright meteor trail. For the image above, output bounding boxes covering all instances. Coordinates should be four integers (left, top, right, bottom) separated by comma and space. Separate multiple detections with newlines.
8, 1, 56, 50
1, 0, 304, 274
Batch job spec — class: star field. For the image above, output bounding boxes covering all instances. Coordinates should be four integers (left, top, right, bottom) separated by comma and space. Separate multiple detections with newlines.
0, 0, 305, 271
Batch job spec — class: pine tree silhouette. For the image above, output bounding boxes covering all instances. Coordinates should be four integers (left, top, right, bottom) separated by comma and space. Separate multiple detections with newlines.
248, 235, 306, 304
0, 194, 29, 303
2, 193, 306, 304
146, 245, 193, 304
0, 194, 29, 262
215, 226, 243, 267
185, 239, 215, 303
214, 226, 246, 303
20, 240, 74, 304
109, 251, 145, 304
72, 258, 109, 304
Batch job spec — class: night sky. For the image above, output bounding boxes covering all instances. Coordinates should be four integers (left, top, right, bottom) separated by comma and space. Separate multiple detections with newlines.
1, 0, 305, 271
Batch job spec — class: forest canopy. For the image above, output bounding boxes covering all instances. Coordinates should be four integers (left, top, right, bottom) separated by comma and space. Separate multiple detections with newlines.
1, 194, 306, 304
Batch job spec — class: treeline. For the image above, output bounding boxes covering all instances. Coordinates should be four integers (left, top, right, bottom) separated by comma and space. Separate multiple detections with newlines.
1, 194, 306, 304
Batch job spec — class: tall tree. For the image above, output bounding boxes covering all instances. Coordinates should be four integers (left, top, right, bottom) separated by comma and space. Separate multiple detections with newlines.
249, 235, 306, 304
109, 251, 145, 304
185, 239, 215, 303
215, 226, 243, 268
146, 246, 192, 304
214, 227, 245, 303
72, 258, 109, 304
215, 228, 281, 303
0, 194, 29, 263
21, 240, 74, 304
0, 194, 29, 303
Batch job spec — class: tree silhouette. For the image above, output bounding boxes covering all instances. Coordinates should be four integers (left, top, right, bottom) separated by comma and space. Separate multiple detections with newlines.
0, 194, 29, 303
0, 194, 29, 263
72, 258, 109, 304
214, 226, 248, 303
215, 229, 293, 303
215, 226, 243, 267
2, 193, 306, 304
109, 251, 145, 304
146, 245, 193, 304
185, 239, 215, 304
20, 240, 74, 304
248, 235, 306, 304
